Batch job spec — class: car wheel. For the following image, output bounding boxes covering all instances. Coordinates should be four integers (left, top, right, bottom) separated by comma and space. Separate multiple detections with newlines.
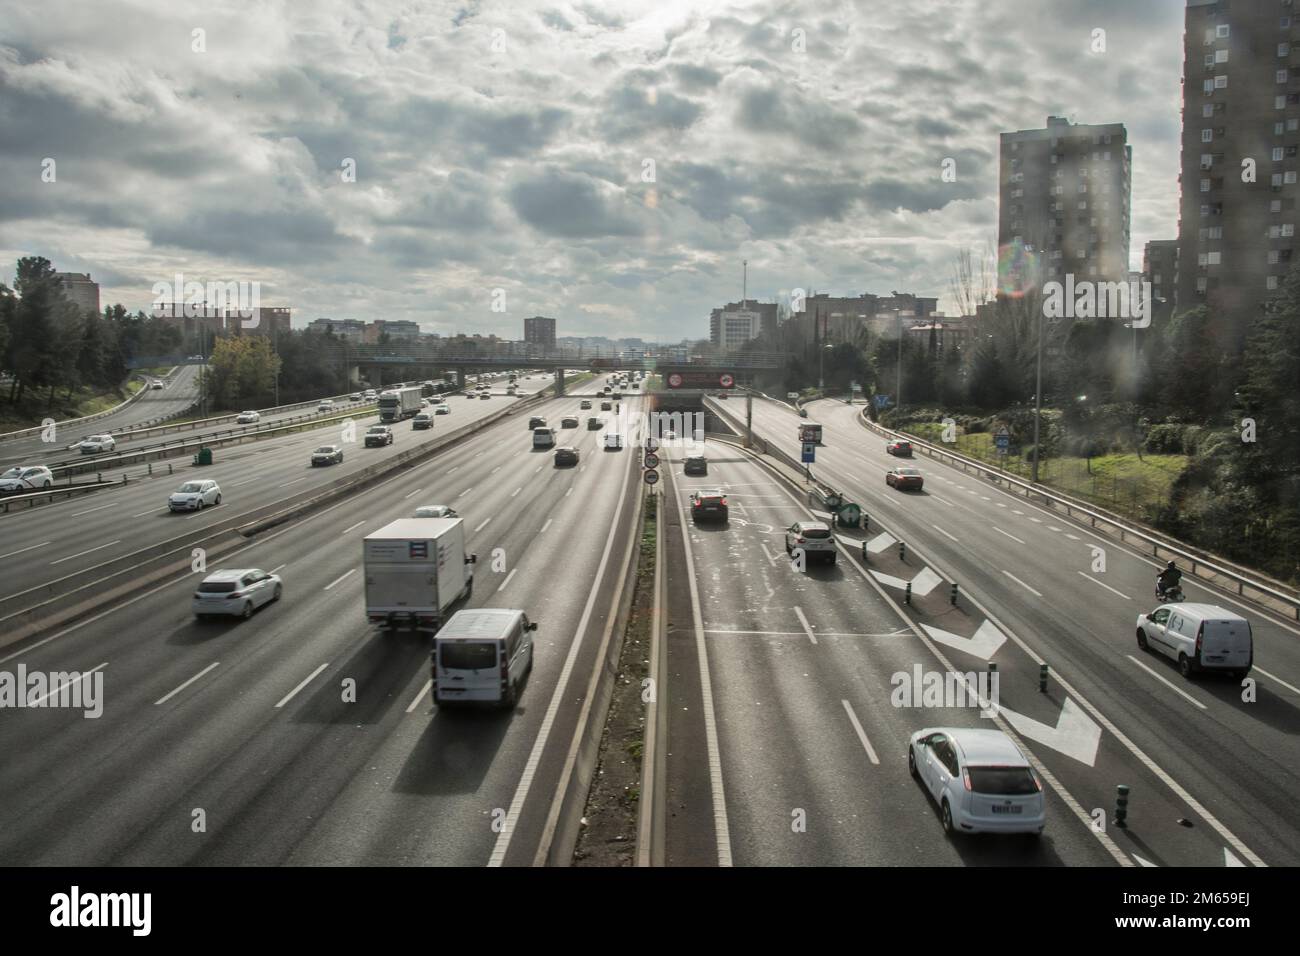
1178, 653, 1195, 678
941, 800, 955, 836
197, 499, 204, 510
43, 480, 52, 488
828, 553, 837, 565
214, 494, 222, 505
241, 602, 253, 619
464, 578, 474, 599
1136, 628, 1148, 651
908, 747, 918, 778
273, 584, 282, 602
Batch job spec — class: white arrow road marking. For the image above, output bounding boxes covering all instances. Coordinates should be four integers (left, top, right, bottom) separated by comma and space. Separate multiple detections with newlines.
1224, 847, 1246, 867
998, 698, 1102, 767
864, 532, 897, 554
869, 565, 942, 596
921, 620, 1007, 660
1133, 854, 1158, 867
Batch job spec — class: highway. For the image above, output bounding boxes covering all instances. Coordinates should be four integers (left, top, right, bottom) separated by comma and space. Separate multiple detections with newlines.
652, 395, 1300, 866
0, 387, 645, 865
0, 364, 203, 466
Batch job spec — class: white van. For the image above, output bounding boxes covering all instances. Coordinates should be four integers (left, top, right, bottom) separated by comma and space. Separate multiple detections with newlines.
532, 427, 556, 449
1135, 602, 1252, 679
432, 609, 536, 708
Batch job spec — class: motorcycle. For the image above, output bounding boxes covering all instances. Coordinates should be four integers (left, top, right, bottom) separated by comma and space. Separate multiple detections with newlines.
1155, 580, 1185, 603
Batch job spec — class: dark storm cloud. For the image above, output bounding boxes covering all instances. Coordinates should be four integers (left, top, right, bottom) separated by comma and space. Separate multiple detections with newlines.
509, 168, 644, 238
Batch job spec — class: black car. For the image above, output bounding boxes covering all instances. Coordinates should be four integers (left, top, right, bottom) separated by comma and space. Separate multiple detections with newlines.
690, 490, 728, 522
529, 417, 547, 430
587, 417, 603, 430
364, 426, 394, 447
600, 401, 612, 411
554, 446, 579, 467
561, 417, 579, 428
684, 455, 708, 476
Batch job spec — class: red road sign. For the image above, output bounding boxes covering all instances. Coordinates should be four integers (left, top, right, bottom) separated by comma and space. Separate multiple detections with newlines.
719, 373, 735, 388
667, 373, 684, 388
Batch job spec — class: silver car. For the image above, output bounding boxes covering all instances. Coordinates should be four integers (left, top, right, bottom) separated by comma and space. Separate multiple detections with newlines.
169, 479, 222, 511
77, 434, 116, 454
414, 505, 458, 518
193, 568, 282, 620
908, 728, 1045, 836
0, 465, 54, 493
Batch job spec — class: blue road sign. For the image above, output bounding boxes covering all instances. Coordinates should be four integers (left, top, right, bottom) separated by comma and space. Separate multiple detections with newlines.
874, 394, 891, 409
802, 442, 817, 463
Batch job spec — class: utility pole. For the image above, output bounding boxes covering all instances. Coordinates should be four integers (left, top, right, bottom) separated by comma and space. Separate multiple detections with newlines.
1032, 299, 1044, 484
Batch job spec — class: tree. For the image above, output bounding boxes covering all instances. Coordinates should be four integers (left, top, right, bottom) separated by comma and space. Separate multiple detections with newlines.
1157, 306, 1240, 422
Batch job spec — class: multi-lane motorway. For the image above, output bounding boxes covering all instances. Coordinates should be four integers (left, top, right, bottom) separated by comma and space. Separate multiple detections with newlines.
653, 396, 1300, 867
0, 383, 645, 865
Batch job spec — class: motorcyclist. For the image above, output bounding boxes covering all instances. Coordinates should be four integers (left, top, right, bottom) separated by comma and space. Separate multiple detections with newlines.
1156, 561, 1182, 599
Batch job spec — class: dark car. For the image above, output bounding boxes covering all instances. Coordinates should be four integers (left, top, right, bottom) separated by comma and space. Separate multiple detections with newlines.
580, 400, 592, 410
529, 417, 547, 430
311, 444, 344, 466
600, 401, 612, 411
684, 455, 708, 476
690, 490, 728, 522
365, 426, 394, 447
554, 446, 579, 467
886, 440, 913, 457
561, 417, 578, 428
886, 466, 924, 491
587, 417, 603, 430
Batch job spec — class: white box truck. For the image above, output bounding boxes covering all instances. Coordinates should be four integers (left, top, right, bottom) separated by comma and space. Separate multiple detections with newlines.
363, 517, 476, 631
378, 386, 424, 423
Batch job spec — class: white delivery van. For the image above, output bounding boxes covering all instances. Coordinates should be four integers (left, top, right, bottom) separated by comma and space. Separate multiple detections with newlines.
1135, 602, 1252, 679
364, 518, 475, 632
532, 427, 555, 449
432, 609, 536, 709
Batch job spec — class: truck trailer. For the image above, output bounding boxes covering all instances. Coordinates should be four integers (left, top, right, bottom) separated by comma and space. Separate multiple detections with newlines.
363, 518, 476, 631
378, 386, 424, 422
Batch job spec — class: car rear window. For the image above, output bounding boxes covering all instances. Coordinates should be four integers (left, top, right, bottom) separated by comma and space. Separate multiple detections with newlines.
178, 482, 203, 492
801, 527, 831, 539
440, 641, 499, 670
966, 766, 1038, 795
900, 468, 921, 476
198, 581, 237, 593
315, 447, 334, 454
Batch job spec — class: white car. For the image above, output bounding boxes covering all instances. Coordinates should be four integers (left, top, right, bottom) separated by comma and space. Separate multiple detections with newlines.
192, 568, 282, 620
0, 465, 54, 493
317, 399, 335, 412
236, 410, 261, 424
363, 389, 377, 401
604, 433, 624, 450
150, 380, 164, 390
785, 521, 836, 564
908, 728, 1045, 836
433, 403, 450, 415
414, 505, 458, 518
169, 479, 222, 511
77, 434, 116, 455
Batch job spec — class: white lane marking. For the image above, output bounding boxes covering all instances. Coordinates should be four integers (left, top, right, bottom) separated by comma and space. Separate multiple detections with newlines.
281, 476, 308, 487
930, 524, 958, 543
1077, 570, 1130, 601
132, 509, 162, 518
496, 567, 517, 592
323, 568, 356, 590
231, 477, 260, 486
992, 527, 1025, 545
154, 661, 217, 706
0, 541, 51, 560
488, 421, 637, 867
1001, 569, 1042, 597
447, 466, 459, 474
269, 564, 285, 575
491, 466, 501, 475
1065, 533, 1081, 541
981, 496, 991, 501
565, 487, 573, 497
1029, 517, 1043, 523
1133, 854, 1159, 867
793, 606, 818, 645
474, 518, 491, 533
996, 502, 1007, 508
275, 662, 330, 709
929, 494, 953, 507
340, 520, 365, 535
50, 540, 121, 565
704, 628, 912, 638
1127, 655, 1207, 710
1250, 666, 1300, 697
25, 661, 107, 706
841, 699, 880, 765
1049, 525, 1064, 532
511, 486, 522, 498
70, 503, 114, 517
1012, 509, 1025, 515
539, 518, 553, 533
403, 487, 423, 499
406, 679, 432, 714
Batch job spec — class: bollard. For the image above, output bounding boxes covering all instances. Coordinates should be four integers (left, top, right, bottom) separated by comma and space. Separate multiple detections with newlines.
1114, 784, 1130, 829
147, 462, 152, 475
950, 582, 959, 606
898, 541, 906, 562
1039, 663, 1049, 693
904, 582, 912, 606
861, 540, 869, 561
862, 514, 869, 532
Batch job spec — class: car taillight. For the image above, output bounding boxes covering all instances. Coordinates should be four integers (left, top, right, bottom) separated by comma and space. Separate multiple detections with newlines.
796, 537, 805, 544
720, 497, 727, 506
1033, 772, 1043, 793
962, 768, 972, 791
227, 591, 243, 599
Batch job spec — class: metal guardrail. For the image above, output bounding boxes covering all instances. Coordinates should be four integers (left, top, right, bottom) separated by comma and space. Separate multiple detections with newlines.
855, 409, 1300, 622
0, 370, 168, 442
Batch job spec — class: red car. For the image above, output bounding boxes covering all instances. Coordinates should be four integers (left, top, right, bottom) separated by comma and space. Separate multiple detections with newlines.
886, 440, 913, 457
886, 466, 924, 491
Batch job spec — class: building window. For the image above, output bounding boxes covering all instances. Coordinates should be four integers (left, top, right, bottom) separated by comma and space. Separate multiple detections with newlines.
1202, 128, 1214, 142
1284, 17, 1293, 29
1078, 201, 1088, 210
1208, 252, 1221, 265
1280, 70, 1290, 84
1290, 119, 1300, 131
1202, 178, 1212, 192
1201, 153, 1214, 168
1273, 200, 1284, 213
1268, 276, 1279, 290
1217, 24, 1231, 38
1273, 173, 1284, 187
1214, 75, 1228, 88
1284, 224, 1296, 236
1269, 250, 1281, 263
1274, 147, 1286, 161
1281, 43, 1291, 57
1287, 171, 1297, 184
1216, 49, 1230, 63
1204, 104, 1215, 117
1078, 184, 1088, 193
1276, 122, 1286, 135
1278, 95, 1288, 109
1205, 78, 1216, 94
1196, 277, 1207, 293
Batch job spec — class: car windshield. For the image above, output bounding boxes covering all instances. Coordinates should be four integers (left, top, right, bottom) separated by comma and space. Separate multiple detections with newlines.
966, 766, 1038, 796
368, 427, 385, 433
439, 641, 498, 670
314, 447, 335, 454
197, 581, 238, 593
177, 482, 203, 493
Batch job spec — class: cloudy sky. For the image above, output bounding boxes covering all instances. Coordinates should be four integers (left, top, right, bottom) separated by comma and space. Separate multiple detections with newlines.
0, 0, 1186, 342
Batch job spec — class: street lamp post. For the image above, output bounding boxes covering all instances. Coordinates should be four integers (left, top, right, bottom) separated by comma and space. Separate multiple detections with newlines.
1032, 308, 1043, 484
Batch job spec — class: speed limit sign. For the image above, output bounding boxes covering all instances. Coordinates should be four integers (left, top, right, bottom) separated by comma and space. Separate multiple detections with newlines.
719, 373, 735, 388
644, 453, 660, 470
